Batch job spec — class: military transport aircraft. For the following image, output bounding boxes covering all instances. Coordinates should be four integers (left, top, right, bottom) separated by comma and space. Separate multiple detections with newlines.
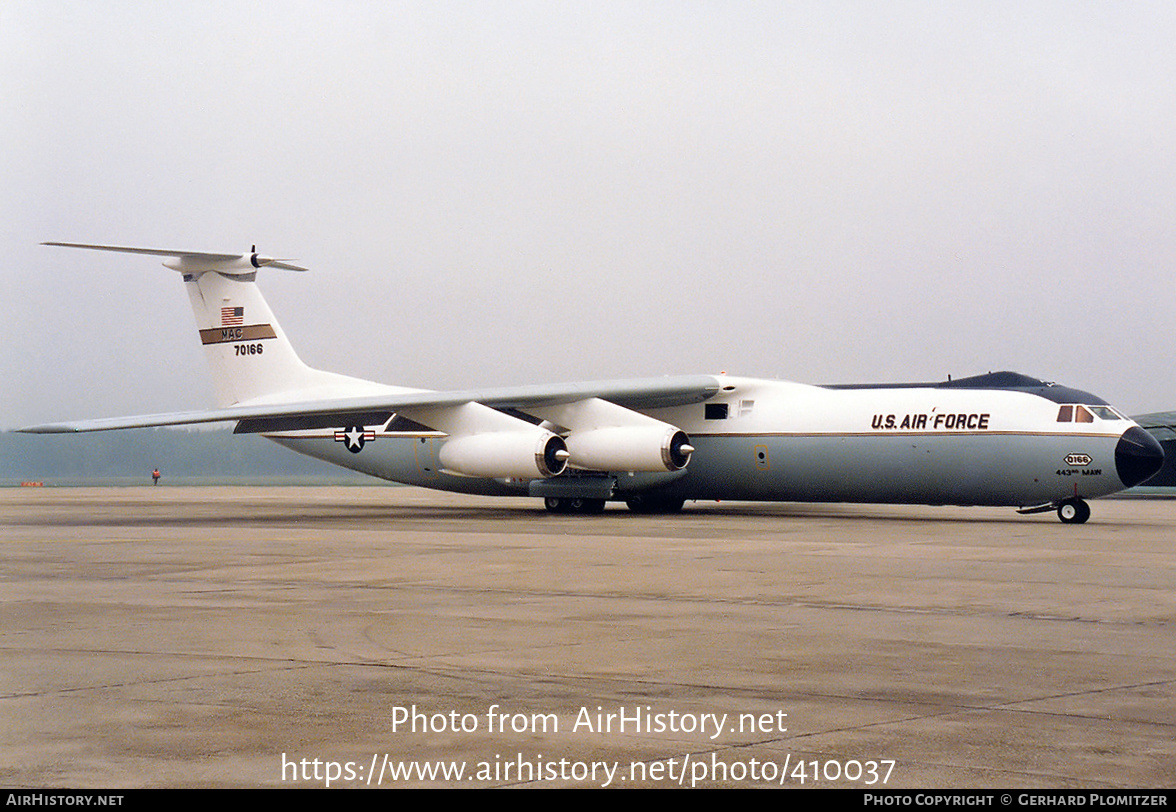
22, 243, 1164, 524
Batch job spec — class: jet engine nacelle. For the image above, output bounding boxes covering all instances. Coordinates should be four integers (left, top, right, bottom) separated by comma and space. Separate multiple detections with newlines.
566, 426, 694, 472
439, 430, 569, 479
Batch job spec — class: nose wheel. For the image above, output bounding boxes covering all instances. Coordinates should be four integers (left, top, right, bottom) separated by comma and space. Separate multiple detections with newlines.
1057, 498, 1090, 524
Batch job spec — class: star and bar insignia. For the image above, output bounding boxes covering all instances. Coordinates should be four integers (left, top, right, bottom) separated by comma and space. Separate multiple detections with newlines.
334, 426, 376, 453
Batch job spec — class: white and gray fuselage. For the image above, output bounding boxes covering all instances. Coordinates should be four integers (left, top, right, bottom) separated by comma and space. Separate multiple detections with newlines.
267, 372, 1158, 509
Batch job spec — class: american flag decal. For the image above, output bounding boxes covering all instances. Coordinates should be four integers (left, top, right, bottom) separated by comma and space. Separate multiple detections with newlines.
221, 306, 244, 326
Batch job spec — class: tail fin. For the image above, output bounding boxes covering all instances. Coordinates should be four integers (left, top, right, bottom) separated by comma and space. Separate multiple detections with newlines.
185, 268, 352, 406
44, 243, 385, 407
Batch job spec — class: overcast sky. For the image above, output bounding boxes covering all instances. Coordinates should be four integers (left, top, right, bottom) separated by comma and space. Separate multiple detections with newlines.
3, 1, 1175, 429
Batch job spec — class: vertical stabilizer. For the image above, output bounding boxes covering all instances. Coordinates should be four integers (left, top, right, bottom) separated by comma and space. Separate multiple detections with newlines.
43, 243, 393, 407
185, 270, 326, 406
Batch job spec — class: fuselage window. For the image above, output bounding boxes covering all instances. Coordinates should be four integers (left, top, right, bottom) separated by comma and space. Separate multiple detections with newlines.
705, 403, 729, 420
1057, 405, 1073, 422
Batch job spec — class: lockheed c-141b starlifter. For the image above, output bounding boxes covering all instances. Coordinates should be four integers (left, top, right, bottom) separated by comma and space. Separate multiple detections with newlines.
22, 243, 1165, 524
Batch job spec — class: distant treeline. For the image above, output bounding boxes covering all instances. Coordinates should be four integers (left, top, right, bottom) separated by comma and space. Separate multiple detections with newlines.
0, 428, 375, 485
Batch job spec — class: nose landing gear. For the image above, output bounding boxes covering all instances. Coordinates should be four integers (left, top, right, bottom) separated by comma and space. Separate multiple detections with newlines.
1056, 497, 1091, 524
1017, 496, 1093, 524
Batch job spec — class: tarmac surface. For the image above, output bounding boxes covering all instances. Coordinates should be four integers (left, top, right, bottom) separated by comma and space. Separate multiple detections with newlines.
1, 486, 1174, 788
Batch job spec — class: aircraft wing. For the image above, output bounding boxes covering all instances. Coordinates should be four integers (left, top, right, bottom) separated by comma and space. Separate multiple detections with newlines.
19, 375, 722, 434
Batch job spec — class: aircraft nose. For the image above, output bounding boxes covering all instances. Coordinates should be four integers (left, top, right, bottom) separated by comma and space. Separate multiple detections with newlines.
1115, 426, 1165, 488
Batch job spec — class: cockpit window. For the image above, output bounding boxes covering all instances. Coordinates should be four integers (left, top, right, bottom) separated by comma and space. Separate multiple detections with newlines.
1058, 404, 1122, 423
1088, 406, 1123, 420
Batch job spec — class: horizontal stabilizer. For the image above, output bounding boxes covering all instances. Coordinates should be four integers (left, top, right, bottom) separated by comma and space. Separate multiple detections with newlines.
43, 242, 307, 273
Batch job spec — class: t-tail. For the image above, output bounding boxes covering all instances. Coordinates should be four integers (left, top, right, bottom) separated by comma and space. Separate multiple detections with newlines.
42, 243, 391, 407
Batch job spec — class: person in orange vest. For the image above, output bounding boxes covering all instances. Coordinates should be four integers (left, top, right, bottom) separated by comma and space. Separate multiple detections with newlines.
152, 468, 160, 486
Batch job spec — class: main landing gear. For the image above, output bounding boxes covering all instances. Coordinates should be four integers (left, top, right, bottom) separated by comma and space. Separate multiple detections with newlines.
542, 495, 688, 515
1056, 497, 1091, 524
544, 496, 605, 514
